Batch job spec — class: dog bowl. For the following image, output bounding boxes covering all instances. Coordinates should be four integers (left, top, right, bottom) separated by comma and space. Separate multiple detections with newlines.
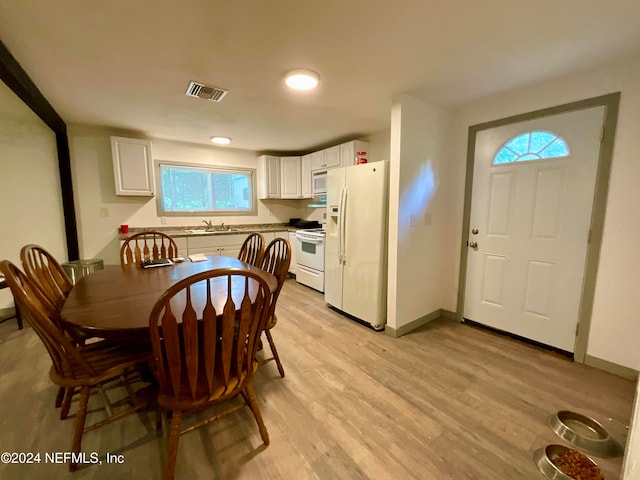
534, 444, 605, 480
548, 410, 624, 458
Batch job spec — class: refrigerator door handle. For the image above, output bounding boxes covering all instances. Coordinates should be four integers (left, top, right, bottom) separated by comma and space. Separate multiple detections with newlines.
340, 187, 348, 264
338, 187, 345, 264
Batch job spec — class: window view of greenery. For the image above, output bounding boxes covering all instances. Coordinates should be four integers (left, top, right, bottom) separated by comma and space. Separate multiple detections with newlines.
160, 164, 254, 214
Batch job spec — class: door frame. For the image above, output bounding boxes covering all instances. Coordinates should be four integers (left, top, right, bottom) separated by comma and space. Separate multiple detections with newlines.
455, 92, 620, 363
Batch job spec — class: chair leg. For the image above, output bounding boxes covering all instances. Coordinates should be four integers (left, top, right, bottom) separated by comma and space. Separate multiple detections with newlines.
60, 387, 76, 420
96, 385, 115, 417
69, 386, 91, 472
155, 407, 163, 432
55, 387, 65, 408
244, 383, 269, 446
164, 410, 183, 480
265, 329, 285, 378
15, 304, 23, 330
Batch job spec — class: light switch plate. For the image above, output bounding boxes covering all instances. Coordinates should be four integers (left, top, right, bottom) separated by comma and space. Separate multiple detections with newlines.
100, 207, 109, 217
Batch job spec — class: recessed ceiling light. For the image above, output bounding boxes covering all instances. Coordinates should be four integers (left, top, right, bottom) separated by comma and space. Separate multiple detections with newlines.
284, 69, 320, 91
211, 136, 231, 145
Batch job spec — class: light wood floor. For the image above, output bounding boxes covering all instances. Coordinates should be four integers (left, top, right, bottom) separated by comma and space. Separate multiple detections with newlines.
0, 278, 635, 479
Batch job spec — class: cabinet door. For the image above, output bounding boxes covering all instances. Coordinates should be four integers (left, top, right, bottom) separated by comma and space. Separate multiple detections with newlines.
310, 151, 325, 171
280, 156, 301, 199
300, 154, 312, 198
258, 155, 281, 199
288, 231, 297, 274
111, 136, 154, 196
189, 245, 220, 256
340, 141, 355, 167
187, 233, 247, 257
219, 245, 242, 258
323, 146, 340, 169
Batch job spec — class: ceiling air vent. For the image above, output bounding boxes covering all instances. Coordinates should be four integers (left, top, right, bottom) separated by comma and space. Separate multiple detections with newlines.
185, 81, 228, 102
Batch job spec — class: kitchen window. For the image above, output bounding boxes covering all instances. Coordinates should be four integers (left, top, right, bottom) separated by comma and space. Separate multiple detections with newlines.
156, 162, 256, 216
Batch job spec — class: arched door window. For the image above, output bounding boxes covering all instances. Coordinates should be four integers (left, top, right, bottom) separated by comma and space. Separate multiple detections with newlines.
493, 131, 570, 165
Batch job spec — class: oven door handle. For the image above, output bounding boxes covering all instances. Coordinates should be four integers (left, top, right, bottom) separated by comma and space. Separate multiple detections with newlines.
295, 234, 324, 244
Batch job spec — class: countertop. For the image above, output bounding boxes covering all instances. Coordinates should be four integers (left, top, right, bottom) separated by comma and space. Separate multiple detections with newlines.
118, 223, 297, 241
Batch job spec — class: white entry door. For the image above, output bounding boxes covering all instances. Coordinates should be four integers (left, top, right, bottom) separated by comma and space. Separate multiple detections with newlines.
464, 106, 605, 352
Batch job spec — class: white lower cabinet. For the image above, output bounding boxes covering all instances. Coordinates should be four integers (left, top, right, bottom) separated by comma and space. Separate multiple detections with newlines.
287, 231, 297, 274
174, 237, 188, 256
273, 231, 289, 241
263, 230, 295, 273
121, 231, 297, 265
186, 234, 247, 257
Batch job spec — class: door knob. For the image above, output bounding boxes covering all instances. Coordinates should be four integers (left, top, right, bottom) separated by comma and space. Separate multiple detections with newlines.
469, 241, 478, 249
471, 228, 479, 235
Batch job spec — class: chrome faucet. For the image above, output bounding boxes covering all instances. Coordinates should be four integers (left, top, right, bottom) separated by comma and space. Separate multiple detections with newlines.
202, 220, 214, 230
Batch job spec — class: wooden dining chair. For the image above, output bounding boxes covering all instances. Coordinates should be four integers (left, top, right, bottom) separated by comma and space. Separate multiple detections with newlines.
20, 244, 73, 310
0, 274, 23, 329
148, 268, 272, 480
21, 243, 104, 413
257, 238, 291, 378
22, 244, 92, 411
0, 260, 153, 472
237, 232, 265, 266
120, 231, 179, 266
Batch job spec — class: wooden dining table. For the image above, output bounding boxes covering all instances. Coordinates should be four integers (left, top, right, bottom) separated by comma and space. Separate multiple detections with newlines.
61, 256, 277, 340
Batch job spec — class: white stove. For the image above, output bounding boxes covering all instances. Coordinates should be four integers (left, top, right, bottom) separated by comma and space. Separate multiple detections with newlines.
295, 228, 326, 292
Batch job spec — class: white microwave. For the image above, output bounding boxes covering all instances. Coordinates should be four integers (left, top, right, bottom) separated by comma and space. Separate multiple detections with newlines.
312, 171, 327, 195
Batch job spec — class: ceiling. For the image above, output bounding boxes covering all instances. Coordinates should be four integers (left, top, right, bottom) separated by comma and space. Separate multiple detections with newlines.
1, 0, 640, 154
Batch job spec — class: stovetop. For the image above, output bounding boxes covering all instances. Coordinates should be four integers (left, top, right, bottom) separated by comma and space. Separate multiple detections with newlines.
289, 219, 322, 229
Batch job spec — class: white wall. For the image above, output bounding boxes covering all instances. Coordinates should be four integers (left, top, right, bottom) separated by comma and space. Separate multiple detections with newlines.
622, 384, 640, 480
387, 95, 453, 331
365, 129, 391, 163
0, 82, 67, 309
623, 383, 640, 479
451, 52, 640, 370
68, 126, 307, 265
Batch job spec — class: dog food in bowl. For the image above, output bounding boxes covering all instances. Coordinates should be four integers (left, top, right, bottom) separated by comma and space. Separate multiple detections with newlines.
552, 448, 604, 480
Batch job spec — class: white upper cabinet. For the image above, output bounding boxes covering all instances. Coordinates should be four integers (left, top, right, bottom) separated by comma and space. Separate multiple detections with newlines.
259, 140, 368, 200
340, 140, 369, 167
261, 156, 312, 199
258, 155, 281, 199
323, 145, 341, 169
280, 156, 302, 199
111, 136, 154, 196
310, 146, 339, 172
301, 154, 312, 198
310, 150, 324, 171
309, 141, 369, 172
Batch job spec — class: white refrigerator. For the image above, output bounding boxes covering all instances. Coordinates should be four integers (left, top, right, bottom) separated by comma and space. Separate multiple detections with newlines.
324, 162, 388, 330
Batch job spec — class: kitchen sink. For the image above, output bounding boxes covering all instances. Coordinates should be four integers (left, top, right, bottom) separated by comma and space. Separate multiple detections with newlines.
184, 228, 241, 235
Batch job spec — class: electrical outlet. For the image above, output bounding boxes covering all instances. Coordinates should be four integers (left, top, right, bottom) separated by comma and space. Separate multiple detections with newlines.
268, 209, 273, 217
100, 207, 109, 217
160, 216, 167, 225
424, 213, 432, 226
410, 214, 416, 227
